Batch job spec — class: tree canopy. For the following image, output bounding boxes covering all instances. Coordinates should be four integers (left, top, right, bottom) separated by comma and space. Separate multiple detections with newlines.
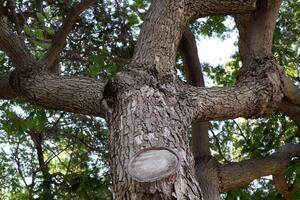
0, 0, 300, 199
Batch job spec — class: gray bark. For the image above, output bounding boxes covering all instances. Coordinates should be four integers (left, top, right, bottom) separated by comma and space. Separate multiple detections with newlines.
107, 72, 202, 199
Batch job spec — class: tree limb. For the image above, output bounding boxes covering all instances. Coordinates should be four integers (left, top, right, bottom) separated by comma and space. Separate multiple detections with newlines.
184, 57, 283, 121
189, 0, 257, 19
0, 19, 34, 68
0, 12, 108, 118
9, 71, 108, 117
40, 0, 96, 69
178, 28, 210, 161
218, 144, 300, 192
234, 0, 282, 66
28, 129, 51, 179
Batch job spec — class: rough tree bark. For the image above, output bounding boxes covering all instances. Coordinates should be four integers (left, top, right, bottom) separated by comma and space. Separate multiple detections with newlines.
1, 0, 300, 199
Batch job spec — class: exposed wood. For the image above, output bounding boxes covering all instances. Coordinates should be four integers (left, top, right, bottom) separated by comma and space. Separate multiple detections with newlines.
109, 76, 203, 199
127, 147, 180, 182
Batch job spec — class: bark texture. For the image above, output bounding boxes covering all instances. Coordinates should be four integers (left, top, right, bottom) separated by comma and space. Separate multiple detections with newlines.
107, 71, 202, 199
179, 29, 219, 199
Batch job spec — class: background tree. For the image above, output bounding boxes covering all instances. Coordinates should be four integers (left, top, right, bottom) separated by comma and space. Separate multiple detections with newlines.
0, 0, 299, 199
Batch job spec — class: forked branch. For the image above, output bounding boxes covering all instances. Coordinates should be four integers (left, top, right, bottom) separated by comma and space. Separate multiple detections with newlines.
0, 14, 108, 117
40, 0, 96, 68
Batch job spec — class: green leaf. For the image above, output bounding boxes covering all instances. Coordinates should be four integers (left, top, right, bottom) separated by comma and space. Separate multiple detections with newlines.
36, 12, 45, 22
23, 24, 31, 34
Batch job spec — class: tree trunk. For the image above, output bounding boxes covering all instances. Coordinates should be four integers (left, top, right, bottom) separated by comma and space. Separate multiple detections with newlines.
107, 71, 203, 199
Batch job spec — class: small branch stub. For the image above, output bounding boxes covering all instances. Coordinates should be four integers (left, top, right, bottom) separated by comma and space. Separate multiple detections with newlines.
127, 147, 180, 182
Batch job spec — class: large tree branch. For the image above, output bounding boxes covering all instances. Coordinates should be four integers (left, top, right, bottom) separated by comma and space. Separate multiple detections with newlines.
0, 19, 34, 68
234, 0, 282, 67
184, 58, 283, 122
9, 71, 108, 117
132, 0, 193, 78
234, 0, 300, 140
178, 28, 210, 161
218, 144, 300, 192
0, 9, 108, 117
40, 0, 96, 69
188, 0, 257, 19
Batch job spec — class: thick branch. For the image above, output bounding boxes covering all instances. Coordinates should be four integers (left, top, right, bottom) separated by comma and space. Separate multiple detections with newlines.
0, 19, 34, 68
234, 0, 282, 65
189, 0, 257, 19
10, 71, 108, 117
218, 144, 300, 192
178, 28, 210, 161
185, 58, 283, 122
0, 74, 18, 99
40, 0, 96, 68
131, 0, 189, 77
